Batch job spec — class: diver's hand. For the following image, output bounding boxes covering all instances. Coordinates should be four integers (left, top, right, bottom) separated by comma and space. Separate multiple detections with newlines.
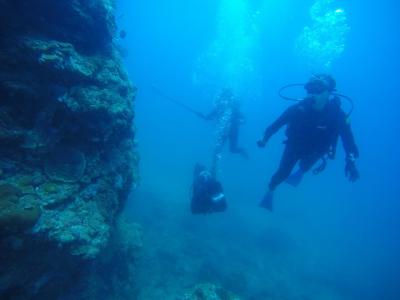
257, 139, 266, 148
345, 158, 359, 182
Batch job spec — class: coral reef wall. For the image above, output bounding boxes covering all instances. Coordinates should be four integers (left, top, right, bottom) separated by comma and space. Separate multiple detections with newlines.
0, 0, 140, 298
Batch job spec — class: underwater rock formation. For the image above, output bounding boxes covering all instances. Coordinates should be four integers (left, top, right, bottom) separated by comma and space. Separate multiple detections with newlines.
0, 184, 41, 235
0, 0, 140, 298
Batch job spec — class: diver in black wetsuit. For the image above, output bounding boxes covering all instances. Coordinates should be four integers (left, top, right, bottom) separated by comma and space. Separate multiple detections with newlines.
191, 164, 227, 214
257, 74, 360, 211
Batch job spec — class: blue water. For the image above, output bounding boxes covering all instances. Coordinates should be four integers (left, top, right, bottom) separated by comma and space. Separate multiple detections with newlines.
117, 1, 400, 299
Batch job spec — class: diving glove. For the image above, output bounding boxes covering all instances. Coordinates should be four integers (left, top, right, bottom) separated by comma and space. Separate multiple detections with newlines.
345, 155, 359, 182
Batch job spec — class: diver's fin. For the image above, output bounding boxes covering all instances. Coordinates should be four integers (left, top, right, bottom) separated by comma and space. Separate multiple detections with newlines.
259, 191, 273, 212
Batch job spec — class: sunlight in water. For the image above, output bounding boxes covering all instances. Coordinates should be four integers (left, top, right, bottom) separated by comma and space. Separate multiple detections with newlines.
193, 0, 261, 99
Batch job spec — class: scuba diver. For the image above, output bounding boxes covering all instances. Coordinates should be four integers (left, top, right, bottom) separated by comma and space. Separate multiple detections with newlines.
198, 88, 248, 177
191, 163, 227, 214
257, 74, 360, 211
149, 87, 234, 213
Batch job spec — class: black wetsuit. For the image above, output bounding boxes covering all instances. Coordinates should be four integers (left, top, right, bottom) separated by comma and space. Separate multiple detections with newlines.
263, 98, 359, 190
191, 170, 227, 214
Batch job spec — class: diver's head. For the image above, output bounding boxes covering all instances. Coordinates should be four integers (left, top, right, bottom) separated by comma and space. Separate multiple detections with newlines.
193, 163, 206, 178
193, 163, 212, 182
198, 170, 212, 183
305, 74, 336, 110
305, 74, 336, 94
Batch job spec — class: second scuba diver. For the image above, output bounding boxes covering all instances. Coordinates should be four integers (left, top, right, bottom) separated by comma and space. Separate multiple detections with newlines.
257, 74, 360, 211
198, 88, 248, 177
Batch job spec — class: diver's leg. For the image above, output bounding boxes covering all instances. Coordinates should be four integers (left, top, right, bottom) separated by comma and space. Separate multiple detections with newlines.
299, 153, 321, 172
269, 146, 299, 190
260, 146, 298, 211
286, 153, 321, 187
285, 154, 321, 187
285, 168, 304, 187
229, 126, 248, 159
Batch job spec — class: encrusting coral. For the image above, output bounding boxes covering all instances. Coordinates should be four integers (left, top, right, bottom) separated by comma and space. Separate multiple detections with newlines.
44, 147, 86, 183
0, 0, 140, 298
0, 184, 41, 236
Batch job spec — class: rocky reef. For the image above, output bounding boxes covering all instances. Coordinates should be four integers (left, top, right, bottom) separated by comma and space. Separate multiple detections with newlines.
0, 0, 140, 298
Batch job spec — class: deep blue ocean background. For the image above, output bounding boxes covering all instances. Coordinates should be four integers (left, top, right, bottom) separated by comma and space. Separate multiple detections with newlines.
116, 1, 399, 299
